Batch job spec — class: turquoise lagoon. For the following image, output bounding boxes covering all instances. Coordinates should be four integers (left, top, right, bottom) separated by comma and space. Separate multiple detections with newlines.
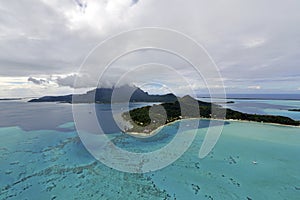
198, 98, 300, 120
0, 101, 300, 199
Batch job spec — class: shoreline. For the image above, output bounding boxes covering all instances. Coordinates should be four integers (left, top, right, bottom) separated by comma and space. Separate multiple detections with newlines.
125, 117, 300, 137
125, 119, 182, 138
198, 97, 300, 101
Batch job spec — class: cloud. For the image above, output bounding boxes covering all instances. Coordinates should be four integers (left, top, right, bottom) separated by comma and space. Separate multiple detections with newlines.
55, 74, 101, 88
73, 0, 87, 11
28, 77, 49, 85
247, 85, 261, 90
242, 38, 266, 48
0, 0, 300, 97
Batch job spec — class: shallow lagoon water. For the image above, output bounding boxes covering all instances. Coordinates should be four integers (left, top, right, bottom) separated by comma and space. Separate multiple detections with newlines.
226, 99, 300, 120
198, 98, 300, 120
0, 102, 300, 199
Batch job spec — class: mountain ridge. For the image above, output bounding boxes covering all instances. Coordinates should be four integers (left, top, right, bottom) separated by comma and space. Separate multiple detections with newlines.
28, 85, 177, 103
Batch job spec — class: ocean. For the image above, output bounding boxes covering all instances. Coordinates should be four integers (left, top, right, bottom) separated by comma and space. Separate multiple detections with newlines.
0, 99, 299, 199
198, 98, 300, 120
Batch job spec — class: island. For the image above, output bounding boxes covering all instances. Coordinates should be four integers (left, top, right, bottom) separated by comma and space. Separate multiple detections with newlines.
29, 85, 177, 103
213, 101, 235, 104
288, 109, 300, 112
29, 86, 300, 133
122, 95, 300, 134
0, 98, 22, 101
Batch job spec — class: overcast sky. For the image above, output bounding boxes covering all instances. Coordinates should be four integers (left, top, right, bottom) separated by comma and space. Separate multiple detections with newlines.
0, 0, 300, 97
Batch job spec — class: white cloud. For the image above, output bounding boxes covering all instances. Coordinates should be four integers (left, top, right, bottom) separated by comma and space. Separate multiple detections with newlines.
63, 0, 133, 33
242, 38, 266, 48
247, 85, 261, 90
0, 76, 69, 98
0, 0, 300, 96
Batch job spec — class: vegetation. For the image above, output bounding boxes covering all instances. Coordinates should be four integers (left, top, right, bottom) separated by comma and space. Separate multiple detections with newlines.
122, 95, 300, 133
288, 109, 300, 112
29, 86, 177, 103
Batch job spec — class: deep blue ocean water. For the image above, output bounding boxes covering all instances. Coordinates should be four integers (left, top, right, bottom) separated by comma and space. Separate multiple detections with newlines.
0, 100, 299, 199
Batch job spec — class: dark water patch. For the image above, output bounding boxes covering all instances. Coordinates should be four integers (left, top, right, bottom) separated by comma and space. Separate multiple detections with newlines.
0, 102, 73, 131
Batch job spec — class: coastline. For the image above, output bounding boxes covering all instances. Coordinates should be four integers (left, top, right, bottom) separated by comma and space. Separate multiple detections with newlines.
125, 117, 300, 137
24, 101, 300, 134
198, 96, 300, 101
125, 119, 182, 138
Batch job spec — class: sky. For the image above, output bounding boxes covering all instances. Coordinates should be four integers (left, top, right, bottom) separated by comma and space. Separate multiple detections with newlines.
0, 0, 300, 97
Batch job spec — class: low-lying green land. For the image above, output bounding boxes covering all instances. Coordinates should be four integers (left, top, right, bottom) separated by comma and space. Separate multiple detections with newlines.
122, 96, 300, 134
